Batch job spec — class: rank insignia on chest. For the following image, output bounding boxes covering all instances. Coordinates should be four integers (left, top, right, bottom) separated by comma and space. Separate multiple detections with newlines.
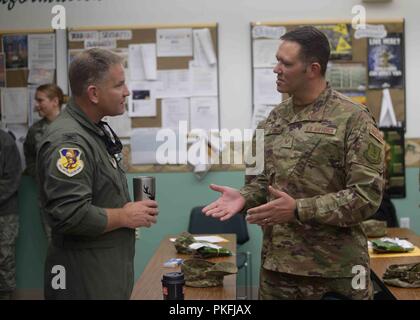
282, 136, 293, 149
57, 147, 84, 177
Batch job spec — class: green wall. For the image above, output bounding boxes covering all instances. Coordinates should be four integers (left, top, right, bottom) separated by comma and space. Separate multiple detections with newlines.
15, 168, 420, 290
16, 171, 263, 290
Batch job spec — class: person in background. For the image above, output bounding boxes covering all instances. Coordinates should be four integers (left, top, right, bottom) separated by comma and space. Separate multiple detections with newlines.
23, 84, 64, 241
24, 84, 64, 177
0, 129, 22, 300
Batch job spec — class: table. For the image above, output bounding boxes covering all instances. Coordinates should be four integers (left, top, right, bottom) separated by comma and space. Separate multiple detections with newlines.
131, 234, 237, 300
369, 228, 420, 300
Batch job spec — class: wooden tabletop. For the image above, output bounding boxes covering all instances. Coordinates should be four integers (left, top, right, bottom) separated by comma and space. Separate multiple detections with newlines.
369, 228, 420, 300
131, 234, 237, 300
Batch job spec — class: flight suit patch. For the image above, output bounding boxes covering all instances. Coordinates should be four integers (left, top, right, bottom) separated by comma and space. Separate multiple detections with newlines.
56, 147, 84, 177
363, 143, 382, 164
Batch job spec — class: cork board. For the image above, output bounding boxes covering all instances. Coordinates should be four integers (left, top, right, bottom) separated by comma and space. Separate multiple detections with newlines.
251, 19, 406, 128
68, 24, 221, 173
0, 29, 56, 89
67, 24, 219, 129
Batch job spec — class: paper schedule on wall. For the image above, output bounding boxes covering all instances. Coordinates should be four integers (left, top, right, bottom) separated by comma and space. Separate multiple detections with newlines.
190, 97, 219, 131
157, 28, 193, 57
253, 39, 281, 68
28, 33, 55, 70
253, 68, 282, 105
1, 87, 28, 124
161, 98, 189, 129
193, 28, 217, 66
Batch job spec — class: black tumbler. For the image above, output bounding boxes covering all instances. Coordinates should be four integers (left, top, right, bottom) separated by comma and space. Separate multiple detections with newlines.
162, 272, 185, 300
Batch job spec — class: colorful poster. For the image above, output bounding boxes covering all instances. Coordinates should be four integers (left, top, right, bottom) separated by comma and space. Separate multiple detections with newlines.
0, 53, 5, 87
3, 34, 28, 69
368, 33, 403, 89
315, 24, 352, 60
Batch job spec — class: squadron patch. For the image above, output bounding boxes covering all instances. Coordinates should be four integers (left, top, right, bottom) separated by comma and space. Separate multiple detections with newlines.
56, 148, 84, 177
364, 143, 382, 165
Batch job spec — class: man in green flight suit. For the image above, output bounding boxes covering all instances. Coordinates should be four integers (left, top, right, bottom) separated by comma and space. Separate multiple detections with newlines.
37, 48, 159, 300
203, 26, 385, 299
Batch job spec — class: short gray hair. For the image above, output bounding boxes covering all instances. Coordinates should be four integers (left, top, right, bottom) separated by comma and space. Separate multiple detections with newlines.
68, 48, 122, 97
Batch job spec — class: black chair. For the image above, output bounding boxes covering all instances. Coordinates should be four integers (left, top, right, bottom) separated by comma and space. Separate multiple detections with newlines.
188, 206, 252, 299
369, 191, 399, 227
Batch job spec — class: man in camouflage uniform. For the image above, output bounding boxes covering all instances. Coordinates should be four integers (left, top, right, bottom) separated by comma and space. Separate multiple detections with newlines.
0, 129, 22, 299
37, 49, 159, 299
203, 26, 384, 299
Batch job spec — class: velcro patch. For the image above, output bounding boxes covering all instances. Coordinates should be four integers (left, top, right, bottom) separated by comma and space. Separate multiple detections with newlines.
56, 147, 84, 177
369, 125, 385, 144
304, 125, 337, 135
364, 143, 382, 165
281, 136, 293, 149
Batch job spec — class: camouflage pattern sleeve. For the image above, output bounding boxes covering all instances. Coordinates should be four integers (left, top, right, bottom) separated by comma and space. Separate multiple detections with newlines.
37, 136, 108, 237
239, 121, 268, 211
0, 135, 22, 206
296, 110, 385, 227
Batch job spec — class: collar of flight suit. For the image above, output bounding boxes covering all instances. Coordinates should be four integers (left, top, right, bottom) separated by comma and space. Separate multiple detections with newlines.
286, 82, 333, 125
65, 98, 107, 139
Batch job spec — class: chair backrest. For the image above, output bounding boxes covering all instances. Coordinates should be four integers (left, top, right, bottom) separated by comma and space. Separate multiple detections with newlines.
188, 206, 250, 245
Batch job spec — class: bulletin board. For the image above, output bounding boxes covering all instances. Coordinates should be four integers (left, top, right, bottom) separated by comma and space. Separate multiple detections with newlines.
0, 28, 56, 89
67, 24, 219, 128
250, 19, 406, 129
67, 24, 225, 173
0, 28, 57, 170
0, 28, 57, 125
250, 19, 406, 197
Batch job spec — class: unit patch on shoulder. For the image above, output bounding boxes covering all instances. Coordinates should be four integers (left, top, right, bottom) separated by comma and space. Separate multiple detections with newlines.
56, 148, 84, 177
363, 143, 382, 165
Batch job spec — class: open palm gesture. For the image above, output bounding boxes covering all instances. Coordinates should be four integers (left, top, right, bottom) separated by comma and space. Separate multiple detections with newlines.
202, 184, 246, 221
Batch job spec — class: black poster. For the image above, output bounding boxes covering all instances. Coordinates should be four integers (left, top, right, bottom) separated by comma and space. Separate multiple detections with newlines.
368, 33, 404, 89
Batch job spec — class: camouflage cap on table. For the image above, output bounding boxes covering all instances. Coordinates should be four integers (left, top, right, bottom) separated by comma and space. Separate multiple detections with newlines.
174, 232, 232, 258
383, 263, 420, 288
181, 259, 238, 287
174, 232, 196, 254
361, 219, 387, 238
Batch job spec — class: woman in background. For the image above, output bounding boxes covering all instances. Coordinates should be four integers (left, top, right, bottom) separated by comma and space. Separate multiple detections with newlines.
24, 84, 64, 177
24, 84, 64, 241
